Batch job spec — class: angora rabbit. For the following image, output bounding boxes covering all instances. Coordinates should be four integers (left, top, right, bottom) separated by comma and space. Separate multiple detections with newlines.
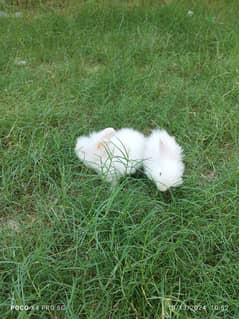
75, 127, 145, 185
143, 129, 184, 191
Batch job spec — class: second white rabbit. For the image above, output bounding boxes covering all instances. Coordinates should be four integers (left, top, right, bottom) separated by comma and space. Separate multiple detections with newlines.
143, 129, 184, 191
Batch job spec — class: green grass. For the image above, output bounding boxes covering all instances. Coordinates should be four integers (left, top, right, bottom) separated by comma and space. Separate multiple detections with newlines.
0, 0, 239, 318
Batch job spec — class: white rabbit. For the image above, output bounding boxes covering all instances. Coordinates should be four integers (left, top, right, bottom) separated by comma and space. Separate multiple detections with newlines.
143, 129, 184, 191
75, 127, 145, 185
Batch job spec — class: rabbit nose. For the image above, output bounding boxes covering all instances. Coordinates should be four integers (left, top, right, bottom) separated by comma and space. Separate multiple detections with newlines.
158, 184, 168, 192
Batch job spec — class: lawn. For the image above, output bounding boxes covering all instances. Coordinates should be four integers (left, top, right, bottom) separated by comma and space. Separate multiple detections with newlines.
0, 0, 239, 318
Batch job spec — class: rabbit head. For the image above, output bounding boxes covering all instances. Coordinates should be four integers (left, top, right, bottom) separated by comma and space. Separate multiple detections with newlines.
75, 127, 116, 168
144, 129, 184, 191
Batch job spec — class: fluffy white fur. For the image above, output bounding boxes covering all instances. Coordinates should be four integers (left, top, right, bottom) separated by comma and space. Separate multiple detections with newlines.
75, 128, 145, 185
143, 129, 184, 191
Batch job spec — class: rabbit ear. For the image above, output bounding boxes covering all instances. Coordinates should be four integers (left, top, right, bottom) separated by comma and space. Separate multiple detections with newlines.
97, 127, 116, 150
158, 130, 175, 155
158, 131, 182, 159
159, 138, 170, 156
100, 128, 116, 141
